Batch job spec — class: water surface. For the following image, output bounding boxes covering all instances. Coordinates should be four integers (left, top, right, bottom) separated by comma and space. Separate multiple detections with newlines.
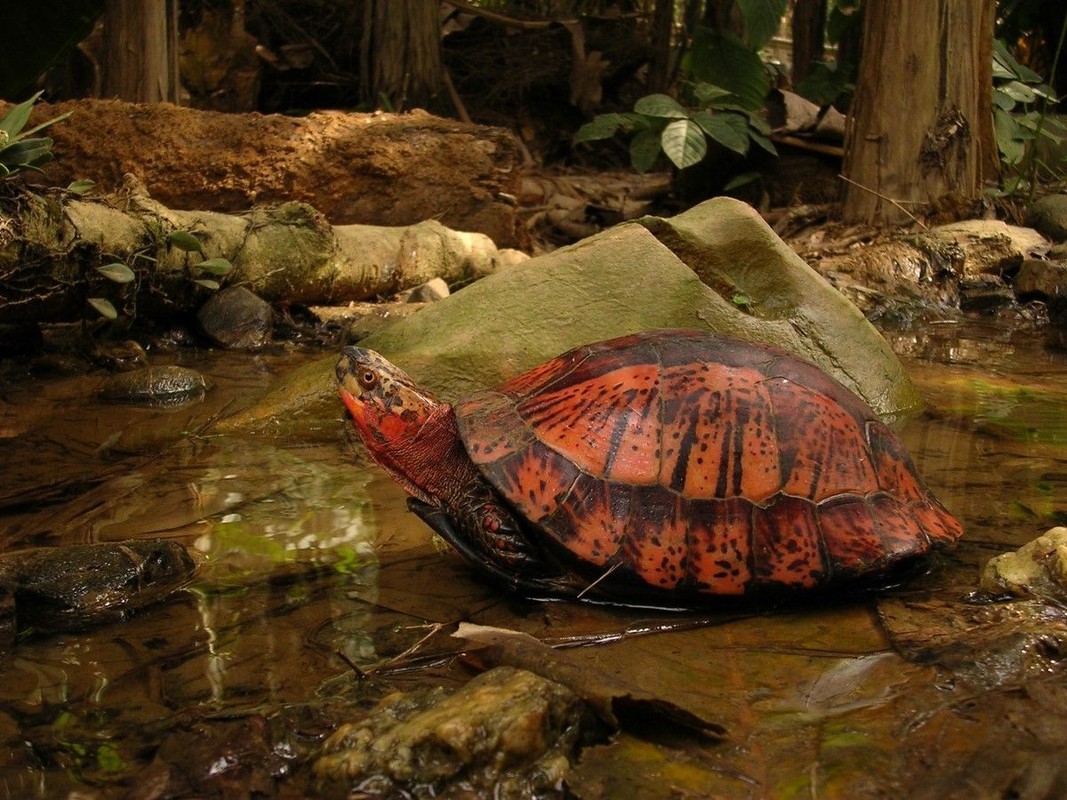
1, 320, 1065, 798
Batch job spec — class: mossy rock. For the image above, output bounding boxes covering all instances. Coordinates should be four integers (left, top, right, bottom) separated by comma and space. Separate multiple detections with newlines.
223, 198, 919, 437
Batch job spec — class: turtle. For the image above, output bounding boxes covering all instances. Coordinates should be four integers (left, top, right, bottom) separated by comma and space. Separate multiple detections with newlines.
336, 329, 963, 602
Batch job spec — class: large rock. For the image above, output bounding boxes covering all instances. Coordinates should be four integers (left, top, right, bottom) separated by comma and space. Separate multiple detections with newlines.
223, 198, 920, 436
1027, 194, 1067, 242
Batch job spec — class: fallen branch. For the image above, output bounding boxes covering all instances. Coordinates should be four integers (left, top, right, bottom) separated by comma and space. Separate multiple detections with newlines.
0, 177, 522, 323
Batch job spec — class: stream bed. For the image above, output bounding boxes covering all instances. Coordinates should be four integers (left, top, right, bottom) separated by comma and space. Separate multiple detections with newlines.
1, 318, 1065, 798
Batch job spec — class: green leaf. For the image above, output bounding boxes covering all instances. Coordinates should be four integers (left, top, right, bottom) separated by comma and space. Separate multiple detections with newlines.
687, 29, 769, 111
634, 94, 689, 119
737, 0, 787, 50
575, 114, 627, 142
748, 128, 777, 156
692, 82, 735, 107
993, 38, 1043, 85
796, 61, 853, 106
196, 257, 233, 276
66, 179, 95, 194
96, 262, 135, 283
629, 129, 663, 173
0, 91, 44, 138
166, 230, 204, 253
18, 110, 73, 140
0, 137, 54, 166
1001, 80, 1038, 104
723, 171, 762, 192
660, 119, 708, 169
193, 278, 220, 290
87, 297, 118, 319
994, 108, 1026, 165
992, 88, 1016, 112
693, 110, 750, 155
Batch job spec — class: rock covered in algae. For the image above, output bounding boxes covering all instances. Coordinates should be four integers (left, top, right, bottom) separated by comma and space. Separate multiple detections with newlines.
0, 540, 197, 649
314, 666, 597, 798
981, 527, 1067, 600
99, 364, 208, 405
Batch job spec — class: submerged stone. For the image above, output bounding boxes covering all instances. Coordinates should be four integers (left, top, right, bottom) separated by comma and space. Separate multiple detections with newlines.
198, 285, 274, 349
0, 540, 197, 643
99, 364, 208, 405
981, 527, 1067, 601
314, 666, 596, 798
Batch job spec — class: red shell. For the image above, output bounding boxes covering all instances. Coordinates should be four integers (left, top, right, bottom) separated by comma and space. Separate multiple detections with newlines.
455, 329, 962, 595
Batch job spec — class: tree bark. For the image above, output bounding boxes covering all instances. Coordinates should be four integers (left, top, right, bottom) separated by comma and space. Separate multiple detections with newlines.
360, 0, 444, 112
101, 0, 179, 102
841, 0, 996, 224
647, 0, 676, 94
791, 0, 827, 86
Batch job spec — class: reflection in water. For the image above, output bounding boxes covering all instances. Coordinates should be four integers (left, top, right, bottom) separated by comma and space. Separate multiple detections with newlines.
0, 324, 1065, 797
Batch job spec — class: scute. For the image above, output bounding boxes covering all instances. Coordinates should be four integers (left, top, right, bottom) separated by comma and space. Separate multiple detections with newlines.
454, 329, 963, 595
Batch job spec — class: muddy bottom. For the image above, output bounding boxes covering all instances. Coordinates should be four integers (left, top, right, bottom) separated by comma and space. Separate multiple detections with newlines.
1, 319, 1066, 798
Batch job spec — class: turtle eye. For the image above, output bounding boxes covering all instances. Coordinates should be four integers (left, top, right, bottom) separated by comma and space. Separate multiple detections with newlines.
357, 369, 378, 390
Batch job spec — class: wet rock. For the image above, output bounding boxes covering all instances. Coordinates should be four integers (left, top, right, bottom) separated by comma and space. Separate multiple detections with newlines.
99, 364, 208, 405
930, 220, 1049, 278
980, 527, 1067, 600
197, 285, 273, 349
958, 277, 1016, 313
0, 540, 197, 640
314, 666, 594, 799
88, 338, 149, 371
1013, 258, 1067, 301
402, 277, 450, 303
1027, 194, 1067, 242
131, 715, 286, 798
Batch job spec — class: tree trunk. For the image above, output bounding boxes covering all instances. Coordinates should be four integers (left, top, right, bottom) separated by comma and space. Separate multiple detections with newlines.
791, 0, 827, 86
647, 0, 676, 94
360, 0, 443, 112
101, 0, 179, 102
841, 0, 996, 224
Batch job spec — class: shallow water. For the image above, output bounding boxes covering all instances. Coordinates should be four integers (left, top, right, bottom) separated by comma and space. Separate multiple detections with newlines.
0, 320, 1065, 798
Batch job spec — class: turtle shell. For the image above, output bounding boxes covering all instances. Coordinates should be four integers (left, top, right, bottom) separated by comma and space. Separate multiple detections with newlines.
454, 329, 962, 595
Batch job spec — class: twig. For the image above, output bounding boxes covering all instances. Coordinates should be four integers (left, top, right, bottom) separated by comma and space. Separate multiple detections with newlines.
576, 561, 623, 600
838, 174, 928, 230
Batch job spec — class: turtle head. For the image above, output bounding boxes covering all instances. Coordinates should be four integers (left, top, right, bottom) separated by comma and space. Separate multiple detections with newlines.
336, 347, 459, 505
336, 347, 440, 449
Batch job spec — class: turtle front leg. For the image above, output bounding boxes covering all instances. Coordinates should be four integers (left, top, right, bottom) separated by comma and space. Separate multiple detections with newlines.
406, 498, 581, 597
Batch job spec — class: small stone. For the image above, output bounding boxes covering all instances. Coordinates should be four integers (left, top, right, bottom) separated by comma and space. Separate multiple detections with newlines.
981, 527, 1067, 600
1013, 258, 1067, 300
100, 365, 208, 405
496, 248, 530, 269
402, 277, 450, 303
197, 286, 273, 349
